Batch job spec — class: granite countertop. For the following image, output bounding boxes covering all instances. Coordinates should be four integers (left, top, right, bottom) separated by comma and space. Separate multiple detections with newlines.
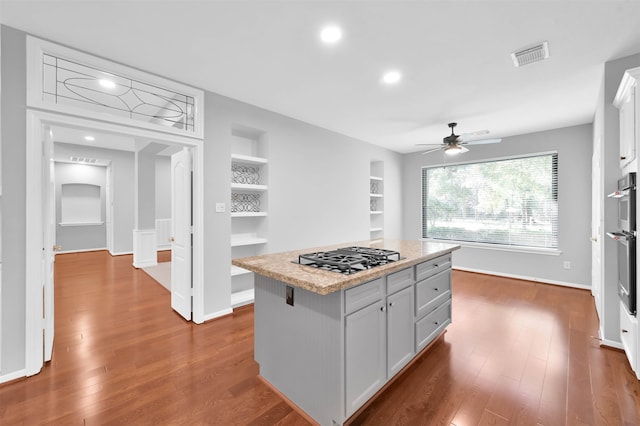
232, 239, 460, 295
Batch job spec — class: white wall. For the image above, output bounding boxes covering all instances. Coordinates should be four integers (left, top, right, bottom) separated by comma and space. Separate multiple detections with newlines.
403, 124, 593, 287
54, 143, 135, 255
55, 162, 107, 252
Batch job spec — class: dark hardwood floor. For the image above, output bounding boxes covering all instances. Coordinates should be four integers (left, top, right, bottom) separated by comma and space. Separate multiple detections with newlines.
1, 250, 639, 425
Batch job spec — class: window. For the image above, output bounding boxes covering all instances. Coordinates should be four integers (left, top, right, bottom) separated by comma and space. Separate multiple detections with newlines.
422, 153, 558, 249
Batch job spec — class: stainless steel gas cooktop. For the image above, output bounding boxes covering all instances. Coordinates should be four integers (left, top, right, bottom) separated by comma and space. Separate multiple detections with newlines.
296, 246, 401, 275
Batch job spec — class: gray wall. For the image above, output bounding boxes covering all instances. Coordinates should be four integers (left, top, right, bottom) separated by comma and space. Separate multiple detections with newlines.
203, 92, 404, 316
0, 25, 405, 375
54, 143, 135, 255
403, 124, 593, 287
155, 156, 171, 219
55, 162, 107, 252
0, 25, 26, 375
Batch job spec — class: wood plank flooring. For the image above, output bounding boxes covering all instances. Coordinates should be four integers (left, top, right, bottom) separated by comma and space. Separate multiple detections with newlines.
1, 251, 639, 425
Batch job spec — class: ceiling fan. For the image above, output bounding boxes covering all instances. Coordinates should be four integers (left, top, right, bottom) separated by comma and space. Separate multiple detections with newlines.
417, 122, 502, 156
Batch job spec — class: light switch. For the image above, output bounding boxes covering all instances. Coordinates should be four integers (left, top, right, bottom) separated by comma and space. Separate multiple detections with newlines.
216, 202, 226, 213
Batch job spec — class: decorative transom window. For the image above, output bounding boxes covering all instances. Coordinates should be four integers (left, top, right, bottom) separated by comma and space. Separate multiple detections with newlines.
422, 152, 558, 249
43, 54, 195, 131
27, 36, 204, 139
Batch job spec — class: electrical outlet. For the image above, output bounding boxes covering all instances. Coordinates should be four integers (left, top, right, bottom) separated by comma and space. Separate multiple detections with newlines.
286, 286, 294, 306
215, 202, 225, 213
563, 261, 571, 270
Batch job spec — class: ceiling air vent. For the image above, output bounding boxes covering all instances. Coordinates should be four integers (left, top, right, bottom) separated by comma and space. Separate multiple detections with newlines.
70, 156, 97, 164
511, 41, 549, 67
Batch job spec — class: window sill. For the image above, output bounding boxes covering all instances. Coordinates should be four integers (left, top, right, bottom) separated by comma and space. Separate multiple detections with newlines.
59, 222, 104, 227
422, 238, 562, 256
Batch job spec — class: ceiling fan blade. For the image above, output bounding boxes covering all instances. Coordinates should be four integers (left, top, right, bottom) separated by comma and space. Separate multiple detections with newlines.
458, 130, 489, 141
461, 138, 502, 146
421, 147, 444, 155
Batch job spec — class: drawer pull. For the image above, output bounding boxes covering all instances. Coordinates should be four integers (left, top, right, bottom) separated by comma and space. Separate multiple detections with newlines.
434, 287, 439, 291
434, 321, 439, 325
622, 329, 629, 333
389, 302, 394, 307
380, 306, 386, 312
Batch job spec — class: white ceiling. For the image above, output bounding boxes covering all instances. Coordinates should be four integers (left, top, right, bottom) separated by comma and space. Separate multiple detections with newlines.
3, 1, 640, 153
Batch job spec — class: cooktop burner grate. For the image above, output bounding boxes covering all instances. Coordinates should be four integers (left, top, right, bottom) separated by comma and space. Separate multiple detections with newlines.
296, 246, 401, 275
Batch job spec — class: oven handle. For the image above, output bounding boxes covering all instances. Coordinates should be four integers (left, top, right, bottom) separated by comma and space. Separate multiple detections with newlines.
607, 231, 635, 241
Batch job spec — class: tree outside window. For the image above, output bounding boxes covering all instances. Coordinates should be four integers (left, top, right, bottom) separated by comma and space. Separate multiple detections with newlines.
422, 153, 558, 248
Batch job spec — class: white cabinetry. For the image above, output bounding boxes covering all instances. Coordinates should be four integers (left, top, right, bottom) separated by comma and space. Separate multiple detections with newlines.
620, 302, 639, 379
370, 161, 384, 240
614, 66, 640, 171
614, 67, 640, 380
230, 126, 268, 307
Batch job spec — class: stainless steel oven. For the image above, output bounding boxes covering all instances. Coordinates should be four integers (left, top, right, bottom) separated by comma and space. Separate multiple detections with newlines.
608, 172, 636, 316
607, 231, 636, 315
616, 173, 636, 232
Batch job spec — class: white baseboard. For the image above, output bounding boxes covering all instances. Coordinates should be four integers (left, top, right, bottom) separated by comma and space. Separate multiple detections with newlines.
157, 244, 171, 251
201, 307, 234, 323
109, 250, 133, 256
600, 338, 624, 350
133, 260, 158, 269
0, 368, 27, 384
231, 289, 255, 308
56, 247, 107, 255
453, 266, 591, 290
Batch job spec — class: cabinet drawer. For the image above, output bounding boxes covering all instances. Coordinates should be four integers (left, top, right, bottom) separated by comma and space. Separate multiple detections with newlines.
345, 278, 384, 315
387, 266, 415, 295
416, 254, 451, 281
620, 301, 638, 375
415, 299, 451, 352
415, 269, 451, 318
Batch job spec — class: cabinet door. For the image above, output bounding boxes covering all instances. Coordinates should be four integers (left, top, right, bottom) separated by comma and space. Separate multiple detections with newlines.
620, 85, 636, 167
345, 300, 386, 417
387, 286, 415, 378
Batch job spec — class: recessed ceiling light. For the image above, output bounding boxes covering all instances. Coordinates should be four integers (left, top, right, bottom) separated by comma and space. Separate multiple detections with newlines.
84, 135, 95, 141
382, 70, 402, 85
98, 79, 116, 89
320, 26, 342, 43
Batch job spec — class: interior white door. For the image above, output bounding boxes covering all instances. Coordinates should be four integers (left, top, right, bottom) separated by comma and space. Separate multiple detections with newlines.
591, 137, 603, 321
171, 148, 192, 320
43, 126, 56, 362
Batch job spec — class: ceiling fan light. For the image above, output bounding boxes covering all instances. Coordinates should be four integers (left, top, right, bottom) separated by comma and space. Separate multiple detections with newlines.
444, 145, 462, 155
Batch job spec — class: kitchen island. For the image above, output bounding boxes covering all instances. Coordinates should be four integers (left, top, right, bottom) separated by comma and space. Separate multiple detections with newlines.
233, 239, 460, 426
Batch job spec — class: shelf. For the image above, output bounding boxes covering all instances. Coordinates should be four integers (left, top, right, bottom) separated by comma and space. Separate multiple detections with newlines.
231, 154, 268, 165
231, 212, 268, 217
231, 183, 268, 192
59, 221, 105, 227
370, 227, 384, 232
369, 193, 383, 198
370, 211, 383, 215
231, 236, 268, 247
231, 265, 253, 277
369, 176, 383, 181
231, 289, 255, 308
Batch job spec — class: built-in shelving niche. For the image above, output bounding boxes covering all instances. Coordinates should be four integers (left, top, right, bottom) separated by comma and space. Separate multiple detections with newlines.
230, 124, 268, 308
370, 161, 384, 241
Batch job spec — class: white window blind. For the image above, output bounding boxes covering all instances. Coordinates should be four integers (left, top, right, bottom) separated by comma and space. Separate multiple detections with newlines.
422, 153, 558, 249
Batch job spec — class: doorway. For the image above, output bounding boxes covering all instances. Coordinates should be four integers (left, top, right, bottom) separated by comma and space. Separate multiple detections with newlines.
25, 110, 205, 376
